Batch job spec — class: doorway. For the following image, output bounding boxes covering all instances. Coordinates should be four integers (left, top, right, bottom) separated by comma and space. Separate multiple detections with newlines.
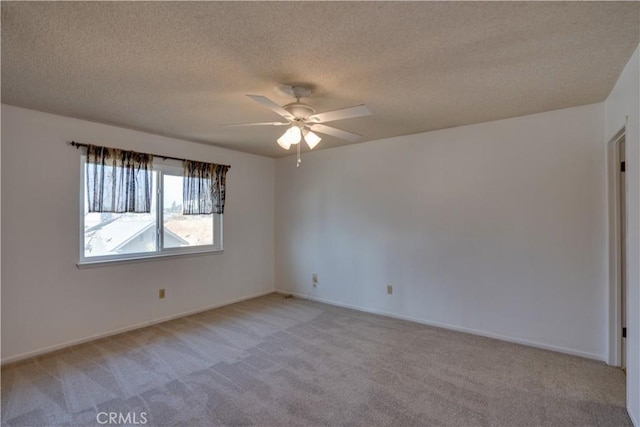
619, 137, 627, 370
608, 129, 627, 369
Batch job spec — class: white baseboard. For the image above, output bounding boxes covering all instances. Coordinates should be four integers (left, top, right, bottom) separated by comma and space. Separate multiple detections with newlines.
629, 409, 638, 427
1, 289, 276, 365
5, 288, 605, 365
276, 290, 606, 362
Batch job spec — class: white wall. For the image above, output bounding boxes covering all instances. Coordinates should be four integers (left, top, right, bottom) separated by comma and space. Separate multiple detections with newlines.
1, 105, 275, 362
276, 103, 607, 360
605, 45, 640, 426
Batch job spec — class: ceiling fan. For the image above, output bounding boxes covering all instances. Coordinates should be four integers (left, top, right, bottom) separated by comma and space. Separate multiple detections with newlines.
222, 86, 372, 153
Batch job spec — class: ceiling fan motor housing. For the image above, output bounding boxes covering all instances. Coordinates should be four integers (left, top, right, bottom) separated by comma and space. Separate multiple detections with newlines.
283, 102, 315, 120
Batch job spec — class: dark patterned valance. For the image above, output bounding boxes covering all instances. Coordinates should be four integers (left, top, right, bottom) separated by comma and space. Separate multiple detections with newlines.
86, 145, 153, 213
183, 161, 229, 215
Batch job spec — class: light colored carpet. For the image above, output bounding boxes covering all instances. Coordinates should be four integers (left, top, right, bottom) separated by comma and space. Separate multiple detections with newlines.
1, 293, 630, 426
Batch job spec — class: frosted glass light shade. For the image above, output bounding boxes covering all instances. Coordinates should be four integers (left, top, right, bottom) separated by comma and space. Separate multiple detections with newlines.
277, 126, 301, 149
277, 135, 291, 150
303, 129, 322, 149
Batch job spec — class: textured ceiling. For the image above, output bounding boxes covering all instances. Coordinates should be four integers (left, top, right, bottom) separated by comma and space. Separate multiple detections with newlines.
2, 2, 639, 158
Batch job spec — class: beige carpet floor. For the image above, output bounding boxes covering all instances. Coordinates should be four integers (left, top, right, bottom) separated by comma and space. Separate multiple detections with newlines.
1, 293, 630, 426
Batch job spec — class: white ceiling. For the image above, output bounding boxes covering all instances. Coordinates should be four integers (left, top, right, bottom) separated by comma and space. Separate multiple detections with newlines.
2, 1, 638, 158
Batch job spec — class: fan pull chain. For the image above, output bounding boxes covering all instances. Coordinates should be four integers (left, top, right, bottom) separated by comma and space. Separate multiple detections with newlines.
296, 143, 301, 167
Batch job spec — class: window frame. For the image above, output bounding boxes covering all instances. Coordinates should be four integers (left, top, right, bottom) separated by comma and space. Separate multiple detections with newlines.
78, 156, 223, 267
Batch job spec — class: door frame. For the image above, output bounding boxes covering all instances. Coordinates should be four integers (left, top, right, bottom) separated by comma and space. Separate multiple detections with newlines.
607, 127, 627, 367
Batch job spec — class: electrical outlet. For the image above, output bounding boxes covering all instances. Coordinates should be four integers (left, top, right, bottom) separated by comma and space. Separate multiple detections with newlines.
159, 289, 166, 299
387, 284, 393, 295
312, 274, 318, 287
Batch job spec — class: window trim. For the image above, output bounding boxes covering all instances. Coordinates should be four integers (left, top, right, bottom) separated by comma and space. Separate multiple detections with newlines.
78, 157, 224, 267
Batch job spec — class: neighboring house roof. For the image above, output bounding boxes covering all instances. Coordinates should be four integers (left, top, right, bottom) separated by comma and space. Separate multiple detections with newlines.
164, 217, 214, 246
84, 215, 190, 256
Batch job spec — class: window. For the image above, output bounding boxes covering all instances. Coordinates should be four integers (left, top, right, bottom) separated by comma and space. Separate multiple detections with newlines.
80, 159, 222, 265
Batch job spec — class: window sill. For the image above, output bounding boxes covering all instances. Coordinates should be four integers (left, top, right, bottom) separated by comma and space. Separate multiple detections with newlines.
77, 248, 224, 269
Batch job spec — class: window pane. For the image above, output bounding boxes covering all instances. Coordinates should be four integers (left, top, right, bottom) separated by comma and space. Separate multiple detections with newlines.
163, 175, 213, 248
83, 175, 157, 258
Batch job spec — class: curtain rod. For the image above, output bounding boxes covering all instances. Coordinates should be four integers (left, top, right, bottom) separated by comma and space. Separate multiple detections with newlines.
69, 141, 231, 169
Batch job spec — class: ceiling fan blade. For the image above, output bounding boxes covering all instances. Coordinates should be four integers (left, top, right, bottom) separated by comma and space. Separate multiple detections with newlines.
246, 95, 295, 121
220, 122, 289, 127
307, 105, 372, 123
309, 124, 362, 142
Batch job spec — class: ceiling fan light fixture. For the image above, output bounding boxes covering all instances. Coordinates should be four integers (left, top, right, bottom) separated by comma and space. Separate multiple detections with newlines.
277, 126, 301, 149
242, 91, 372, 159
303, 129, 321, 149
